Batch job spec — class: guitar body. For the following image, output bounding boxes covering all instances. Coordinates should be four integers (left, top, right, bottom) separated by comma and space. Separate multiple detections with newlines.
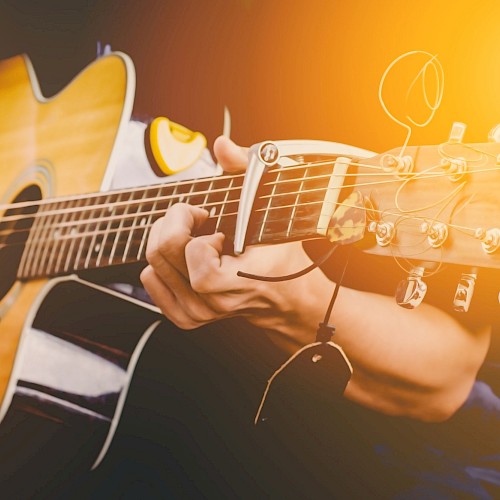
0, 52, 134, 405
0, 277, 161, 496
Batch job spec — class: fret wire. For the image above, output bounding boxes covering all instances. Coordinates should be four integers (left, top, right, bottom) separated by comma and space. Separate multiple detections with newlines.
74, 197, 99, 271
31, 211, 55, 276
137, 186, 163, 261
215, 177, 233, 233
95, 193, 117, 268
83, 196, 106, 269
202, 179, 212, 210
184, 179, 196, 205
18, 203, 42, 278
122, 188, 147, 263
46, 199, 68, 275
63, 197, 90, 273
258, 170, 281, 243
28, 202, 55, 278
136, 219, 152, 262
54, 198, 77, 274
108, 191, 133, 265
286, 165, 309, 238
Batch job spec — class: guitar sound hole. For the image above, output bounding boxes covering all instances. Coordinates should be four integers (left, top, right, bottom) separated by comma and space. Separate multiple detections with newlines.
0, 185, 41, 301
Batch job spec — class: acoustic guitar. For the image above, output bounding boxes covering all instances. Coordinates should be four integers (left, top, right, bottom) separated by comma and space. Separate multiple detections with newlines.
0, 53, 499, 493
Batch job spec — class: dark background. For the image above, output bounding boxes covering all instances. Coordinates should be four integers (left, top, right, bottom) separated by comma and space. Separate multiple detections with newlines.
2, 0, 500, 153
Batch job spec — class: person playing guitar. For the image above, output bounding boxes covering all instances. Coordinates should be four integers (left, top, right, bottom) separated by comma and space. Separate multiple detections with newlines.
130, 136, 499, 498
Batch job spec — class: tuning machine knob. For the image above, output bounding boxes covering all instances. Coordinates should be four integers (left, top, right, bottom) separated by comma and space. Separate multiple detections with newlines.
368, 220, 395, 247
440, 157, 467, 182
448, 122, 467, 143
475, 227, 500, 254
421, 221, 448, 248
453, 271, 477, 313
395, 266, 427, 309
488, 123, 500, 142
381, 154, 413, 177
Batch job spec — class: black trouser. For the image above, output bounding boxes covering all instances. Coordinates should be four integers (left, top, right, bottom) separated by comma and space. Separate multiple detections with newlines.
64, 318, 396, 499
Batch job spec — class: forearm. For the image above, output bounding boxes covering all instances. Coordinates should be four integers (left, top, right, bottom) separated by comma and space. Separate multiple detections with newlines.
262, 251, 491, 422
333, 287, 490, 421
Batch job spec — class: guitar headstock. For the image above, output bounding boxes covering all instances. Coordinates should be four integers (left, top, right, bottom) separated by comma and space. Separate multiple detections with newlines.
348, 122, 499, 310
237, 127, 499, 313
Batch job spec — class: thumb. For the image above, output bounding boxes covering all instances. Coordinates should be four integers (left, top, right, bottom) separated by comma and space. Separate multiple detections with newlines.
213, 136, 248, 173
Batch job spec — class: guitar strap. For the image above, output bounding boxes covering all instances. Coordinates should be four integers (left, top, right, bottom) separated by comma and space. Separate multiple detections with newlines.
242, 245, 353, 425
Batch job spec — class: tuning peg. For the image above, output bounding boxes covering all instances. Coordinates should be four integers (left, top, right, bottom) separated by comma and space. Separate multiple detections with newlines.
475, 227, 500, 254
368, 220, 395, 247
448, 122, 466, 143
395, 266, 427, 309
420, 221, 449, 248
488, 124, 500, 142
453, 271, 477, 313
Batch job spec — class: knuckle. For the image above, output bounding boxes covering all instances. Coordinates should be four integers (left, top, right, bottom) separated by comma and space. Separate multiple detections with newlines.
190, 274, 214, 294
139, 265, 152, 285
205, 294, 230, 313
184, 303, 215, 324
174, 318, 198, 330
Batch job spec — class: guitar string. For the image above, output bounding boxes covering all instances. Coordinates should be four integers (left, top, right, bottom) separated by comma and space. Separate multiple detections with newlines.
3, 156, 495, 254
15, 48, 499, 277
11, 193, 485, 275
394, 164, 467, 214
3, 157, 498, 265
0, 171, 422, 229
1, 142, 498, 223
378, 51, 444, 159
0, 171, 246, 213
0, 152, 376, 214
19, 219, 467, 279
0, 171, 485, 249
1, 161, 498, 231
0, 157, 393, 217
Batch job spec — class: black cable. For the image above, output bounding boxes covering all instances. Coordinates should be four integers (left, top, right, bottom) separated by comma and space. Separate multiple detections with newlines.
316, 251, 350, 343
237, 244, 338, 282
237, 242, 349, 343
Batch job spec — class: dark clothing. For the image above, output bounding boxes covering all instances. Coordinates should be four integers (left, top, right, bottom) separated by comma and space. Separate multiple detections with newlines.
65, 318, 408, 499
61, 244, 499, 498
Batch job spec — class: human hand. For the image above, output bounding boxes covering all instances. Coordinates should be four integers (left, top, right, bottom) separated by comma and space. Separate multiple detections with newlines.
140, 136, 493, 420
140, 136, 333, 347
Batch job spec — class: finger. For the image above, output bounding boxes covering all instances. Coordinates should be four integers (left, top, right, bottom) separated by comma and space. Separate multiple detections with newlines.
140, 265, 214, 329
140, 265, 179, 318
185, 232, 247, 294
185, 232, 226, 293
213, 136, 248, 173
146, 204, 209, 278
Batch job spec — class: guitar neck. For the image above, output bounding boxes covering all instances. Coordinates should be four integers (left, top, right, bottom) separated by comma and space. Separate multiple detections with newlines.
16, 176, 240, 279
15, 164, 330, 280
12, 140, 500, 282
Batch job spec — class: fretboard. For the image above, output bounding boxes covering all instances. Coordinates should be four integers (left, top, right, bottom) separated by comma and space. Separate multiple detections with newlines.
16, 162, 334, 280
